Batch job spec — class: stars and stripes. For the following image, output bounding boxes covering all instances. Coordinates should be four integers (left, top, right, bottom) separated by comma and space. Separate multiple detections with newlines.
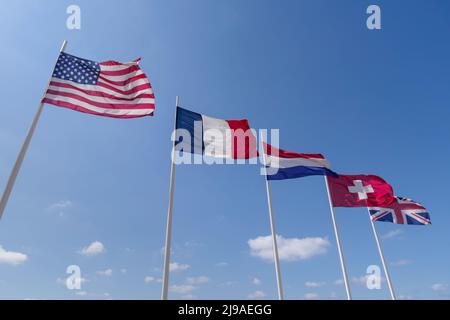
369, 196, 431, 225
42, 52, 155, 118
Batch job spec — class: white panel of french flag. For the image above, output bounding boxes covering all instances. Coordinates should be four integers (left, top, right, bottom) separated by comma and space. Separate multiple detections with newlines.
175, 107, 258, 159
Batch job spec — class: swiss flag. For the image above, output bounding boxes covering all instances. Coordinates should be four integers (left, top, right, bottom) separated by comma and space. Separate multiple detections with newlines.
327, 174, 395, 207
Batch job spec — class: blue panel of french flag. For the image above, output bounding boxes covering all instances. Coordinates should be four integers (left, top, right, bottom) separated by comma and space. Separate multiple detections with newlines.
175, 107, 258, 159
263, 143, 337, 180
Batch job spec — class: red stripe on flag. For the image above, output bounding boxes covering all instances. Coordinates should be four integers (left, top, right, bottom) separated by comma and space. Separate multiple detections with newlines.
42, 98, 153, 119
49, 81, 155, 100
100, 65, 140, 76
100, 60, 129, 66
264, 143, 325, 160
96, 81, 152, 95
98, 73, 147, 86
45, 89, 154, 110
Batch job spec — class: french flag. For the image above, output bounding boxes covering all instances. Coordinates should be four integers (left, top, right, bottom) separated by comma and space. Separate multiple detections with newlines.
175, 107, 258, 159
263, 143, 336, 180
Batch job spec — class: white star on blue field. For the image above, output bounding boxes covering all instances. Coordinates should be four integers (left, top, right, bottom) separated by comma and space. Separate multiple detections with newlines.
0, 0, 449, 300
53, 53, 100, 84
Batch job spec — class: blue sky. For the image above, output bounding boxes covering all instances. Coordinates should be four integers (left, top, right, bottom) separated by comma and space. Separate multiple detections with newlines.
0, 0, 449, 300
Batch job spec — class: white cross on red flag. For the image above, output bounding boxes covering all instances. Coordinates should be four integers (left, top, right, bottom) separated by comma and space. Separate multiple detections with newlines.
327, 174, 395, 207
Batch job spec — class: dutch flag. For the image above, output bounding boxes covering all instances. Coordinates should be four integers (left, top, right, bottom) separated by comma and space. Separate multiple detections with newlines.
263, 143, 337, 180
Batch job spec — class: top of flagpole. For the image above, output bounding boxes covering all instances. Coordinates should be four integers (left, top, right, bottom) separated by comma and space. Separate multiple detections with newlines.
60, 40, 68, 53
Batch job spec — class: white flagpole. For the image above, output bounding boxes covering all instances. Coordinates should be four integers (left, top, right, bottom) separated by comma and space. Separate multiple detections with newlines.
324, 176, 352, 300
259, 132, 284, 300
366, 208, 396, 300
0, 40, 67, 221
161, 96, 179, 300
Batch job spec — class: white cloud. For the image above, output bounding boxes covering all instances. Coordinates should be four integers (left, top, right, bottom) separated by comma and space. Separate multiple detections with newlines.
219, 281, 238, 287
351, 275, 385, 286
57, 276, 87, 287
184, 240, 204, 248
334, 276, 387, 287
80, 241, 105, 256
144, 276, 162, 284
75, 291, 87, 296
169, 262, 190, 272
432, 283, 448, 292
216, 262, 229, 267
248, 235, 330, 262
381, 229, 403, 240
121, 269, 127, 274
334, 279, 344, 286
48, 200, 72, 210
391, 259, 411, 267
0, 246, 27, 265
248, 290, 266, 299
97, 269, 113, 277
304, 293, 319, 300
305, 281, 325, 288
252, 277, 262, 285
351, 276, 370, 286
182, 294, 196, 300
170, 276, 209, 295
170, 284, 196, 294
186, 276, 209, 285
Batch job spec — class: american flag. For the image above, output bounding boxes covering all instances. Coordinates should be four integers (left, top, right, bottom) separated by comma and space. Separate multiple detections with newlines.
42, 52, 155, 118
369, 196, 431, 225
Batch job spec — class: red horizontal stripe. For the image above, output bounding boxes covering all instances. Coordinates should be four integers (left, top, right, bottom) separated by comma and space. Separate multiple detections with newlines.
45, 89, 155, 110
98, 73, 147, 86
99, 60, 126, 66
43, 98, 153, 119
97, 81, 152, 95
99, 58, 140, 66
100, 65, 140, 76
49, 81, 155, 101
264, 143, 325, 159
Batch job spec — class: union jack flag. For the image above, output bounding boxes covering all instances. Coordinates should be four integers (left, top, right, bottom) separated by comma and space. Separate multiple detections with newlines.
369, 196, 431, 225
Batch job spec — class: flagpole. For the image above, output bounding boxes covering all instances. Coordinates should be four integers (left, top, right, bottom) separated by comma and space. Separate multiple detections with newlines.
161, 96, 179, 300
0, 40, 67, 221
324, 176, 352, 300
259, 132, 284, 300
366, 208, 396, 300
